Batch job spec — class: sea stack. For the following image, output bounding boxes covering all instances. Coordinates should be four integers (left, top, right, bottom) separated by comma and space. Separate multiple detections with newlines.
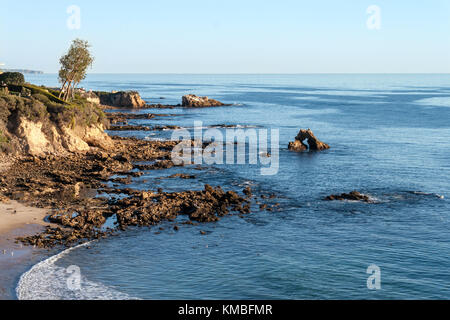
288, 129, 330, 152
181, 94, 226, 107
95, 91, 147, 108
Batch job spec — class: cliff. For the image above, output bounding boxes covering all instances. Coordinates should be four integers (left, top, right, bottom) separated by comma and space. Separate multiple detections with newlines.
0, 83, 112, 157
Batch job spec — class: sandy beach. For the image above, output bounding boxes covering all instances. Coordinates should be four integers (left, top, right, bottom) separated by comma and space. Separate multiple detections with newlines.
0, 158, 48, 234
0, 159, 52, 300
0, 223, 50, 300
0, 200, 49, 234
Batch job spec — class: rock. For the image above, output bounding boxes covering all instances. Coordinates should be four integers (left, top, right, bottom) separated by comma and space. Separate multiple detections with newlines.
112, 154, 130, 163
0, 194, 9, 203
324, 191, 371, 203
97, 91, 147, 108
288, 129, 330, 152
79, 90, 100, 105
166, 173, 196, 179
181, 95, 226, 107
140, 191, 155, 200
108, 125, 152, 131
243, 187, 252, 197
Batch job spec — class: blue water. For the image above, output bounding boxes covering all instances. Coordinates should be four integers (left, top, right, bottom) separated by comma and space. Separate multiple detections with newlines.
20, 74, 450, 299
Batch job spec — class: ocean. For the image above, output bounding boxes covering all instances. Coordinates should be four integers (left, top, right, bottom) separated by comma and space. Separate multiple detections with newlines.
17, 74, 450, 300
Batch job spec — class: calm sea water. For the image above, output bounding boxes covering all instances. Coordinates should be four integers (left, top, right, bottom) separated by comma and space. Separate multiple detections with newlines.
18, 74, 450, 299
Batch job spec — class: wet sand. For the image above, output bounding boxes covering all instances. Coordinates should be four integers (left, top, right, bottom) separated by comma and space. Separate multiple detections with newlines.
0, 200, 49, 234
0, 180, 53, 300
0, 223, 51, 300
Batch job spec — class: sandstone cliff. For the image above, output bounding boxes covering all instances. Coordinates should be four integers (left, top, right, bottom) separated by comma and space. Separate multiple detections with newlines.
0, 84, 112, 157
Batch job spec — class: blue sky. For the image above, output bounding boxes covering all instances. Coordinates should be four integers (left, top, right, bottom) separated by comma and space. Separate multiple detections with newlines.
1, 0, 449, 73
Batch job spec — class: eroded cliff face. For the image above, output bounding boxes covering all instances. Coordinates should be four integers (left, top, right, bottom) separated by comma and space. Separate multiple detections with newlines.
13, 117, 113, 156
0, 88, 112, 157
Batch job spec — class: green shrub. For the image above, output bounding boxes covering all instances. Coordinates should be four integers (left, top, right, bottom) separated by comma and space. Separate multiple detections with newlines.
23, 84, 66, 104
0, 131, 8, 144
1, 85, 107, 131
0, 93, 48, 122
0, 129, 10, 152
0, 72, 25, 85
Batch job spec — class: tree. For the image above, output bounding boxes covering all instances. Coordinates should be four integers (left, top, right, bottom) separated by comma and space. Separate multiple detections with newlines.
58, 39, 94, 101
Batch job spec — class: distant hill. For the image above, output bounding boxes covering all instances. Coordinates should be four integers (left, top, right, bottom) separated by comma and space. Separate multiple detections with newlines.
1, 69, 44, 74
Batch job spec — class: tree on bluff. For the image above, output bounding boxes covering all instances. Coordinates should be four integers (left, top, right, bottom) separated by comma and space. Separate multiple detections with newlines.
58, 39, 94, 101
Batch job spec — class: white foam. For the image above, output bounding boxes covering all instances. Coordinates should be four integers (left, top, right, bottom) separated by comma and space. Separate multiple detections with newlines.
415, 97, 450, 108
16, 242, 137, 300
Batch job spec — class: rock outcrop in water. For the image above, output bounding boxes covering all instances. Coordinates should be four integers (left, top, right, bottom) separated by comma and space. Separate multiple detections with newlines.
288, 129, 330, 152
96, 91, 147, 108
182, 94, 226, 107
324, 191, 371, 202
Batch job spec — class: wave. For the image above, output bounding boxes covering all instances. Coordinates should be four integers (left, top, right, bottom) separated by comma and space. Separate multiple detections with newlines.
408, 191, 445, 199
16, 242, 136, 300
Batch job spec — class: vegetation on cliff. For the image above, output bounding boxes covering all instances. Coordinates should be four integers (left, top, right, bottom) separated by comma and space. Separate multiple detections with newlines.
0, 77, 108, 155
0, 39, 111, 156
0, 72, 25, 85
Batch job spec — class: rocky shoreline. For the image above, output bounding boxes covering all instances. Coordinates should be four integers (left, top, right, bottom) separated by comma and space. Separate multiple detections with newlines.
0, 108, 278, 249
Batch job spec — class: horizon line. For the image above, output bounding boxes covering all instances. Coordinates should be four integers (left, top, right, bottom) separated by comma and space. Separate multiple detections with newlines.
33, 72, 450, 75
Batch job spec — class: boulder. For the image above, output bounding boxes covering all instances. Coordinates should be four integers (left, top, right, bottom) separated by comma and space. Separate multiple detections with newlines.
97, 91, 147, 108
182, 94, 226, 107
288, 129, 330, 152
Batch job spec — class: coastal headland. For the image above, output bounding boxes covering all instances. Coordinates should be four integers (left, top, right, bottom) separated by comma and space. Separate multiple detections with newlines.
0, 76, 286, 299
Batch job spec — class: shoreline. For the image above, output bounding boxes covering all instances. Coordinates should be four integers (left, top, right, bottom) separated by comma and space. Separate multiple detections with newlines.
0, 183, 54, 300
0, 222, 52, 300
0, 99, 268, 299
0, 200, 49, 235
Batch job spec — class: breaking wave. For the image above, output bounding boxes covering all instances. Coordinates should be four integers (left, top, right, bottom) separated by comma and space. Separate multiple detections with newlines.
16, 242, 136, 300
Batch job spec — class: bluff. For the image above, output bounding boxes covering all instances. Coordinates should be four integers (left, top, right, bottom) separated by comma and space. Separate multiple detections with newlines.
0, 82, 112, 157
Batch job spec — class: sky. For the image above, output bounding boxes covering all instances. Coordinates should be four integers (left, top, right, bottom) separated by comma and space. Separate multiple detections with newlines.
1, 0, 450, 73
